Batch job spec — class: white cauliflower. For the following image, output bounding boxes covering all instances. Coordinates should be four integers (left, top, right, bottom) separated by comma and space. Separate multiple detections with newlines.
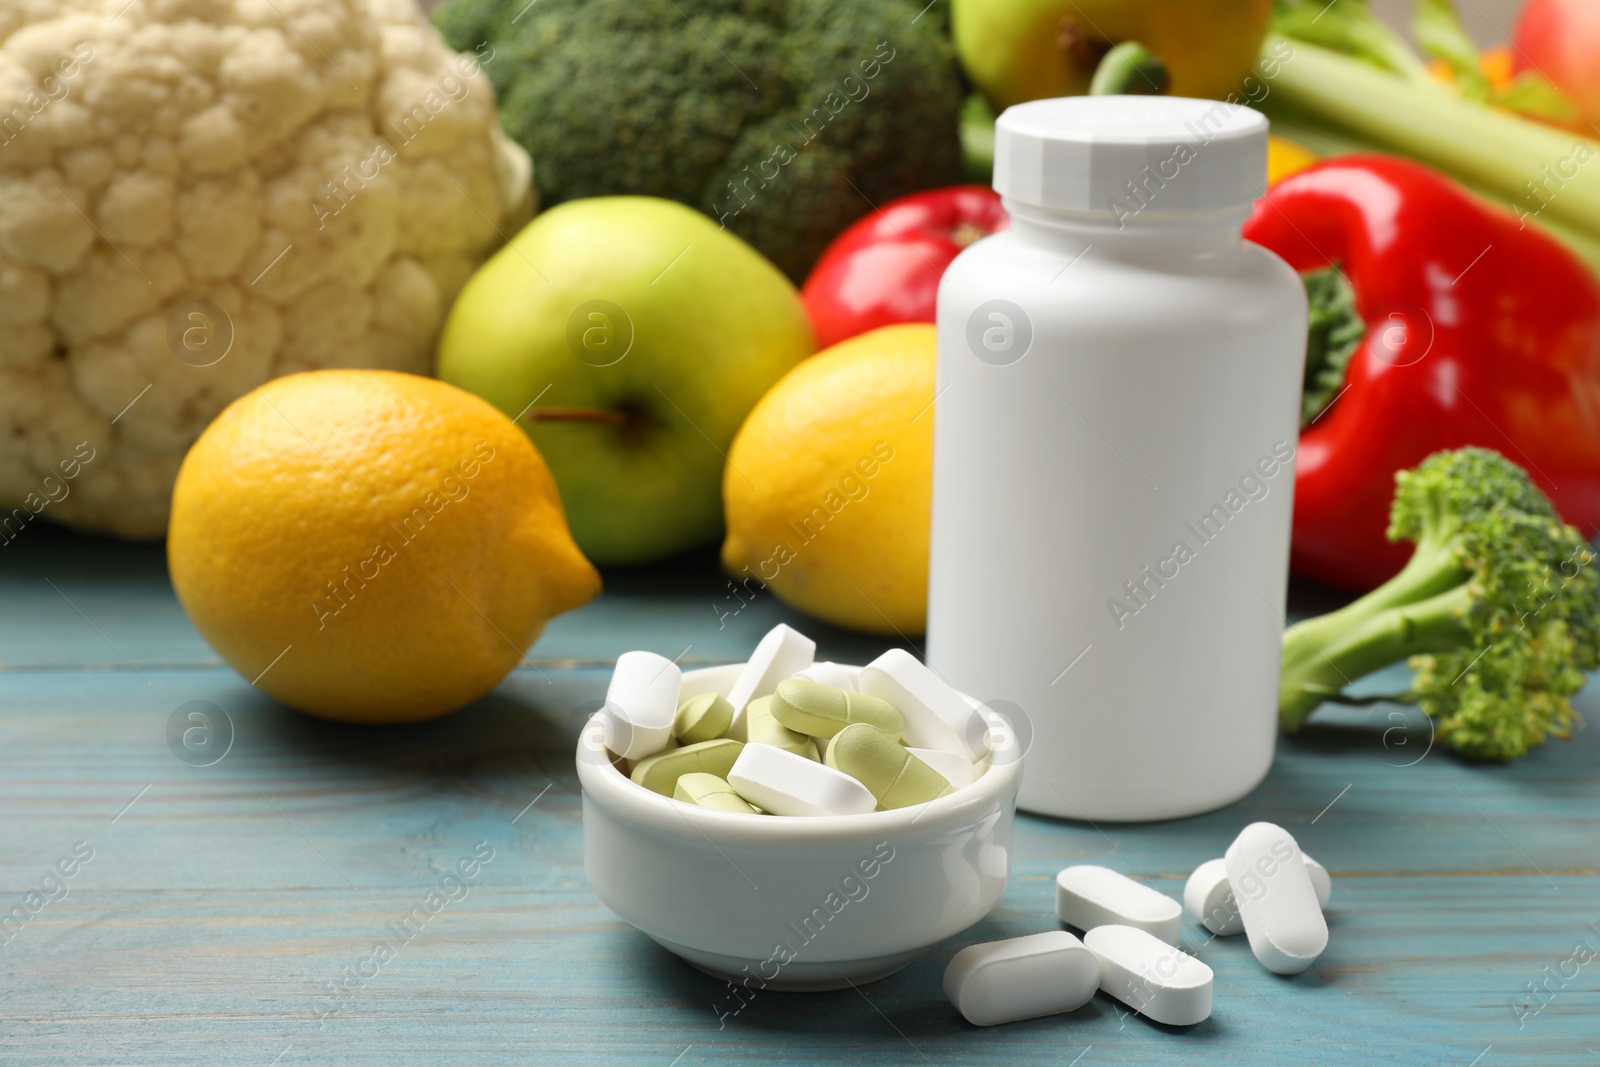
0, 0, 531, 536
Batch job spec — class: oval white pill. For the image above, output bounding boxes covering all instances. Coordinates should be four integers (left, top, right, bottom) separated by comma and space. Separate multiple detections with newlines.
1055, 865, 1183, 945
727, 743, 876, 817
603, 650, 682, 759
858, 649, 975, 758
943, 930, 1099, 1026
791, 661, 858, 690
1184, 854, 1332, 936
726, 624, 816, 730
1084, 924, 1212, 1027
909, 747, 974, 790
1225, 821, 1328, 975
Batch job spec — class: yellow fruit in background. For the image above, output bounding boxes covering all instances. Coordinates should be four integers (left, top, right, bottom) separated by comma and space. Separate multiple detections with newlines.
722, 325, 934, 636
1267, 135, 1318, 186
168, 371, 599, 724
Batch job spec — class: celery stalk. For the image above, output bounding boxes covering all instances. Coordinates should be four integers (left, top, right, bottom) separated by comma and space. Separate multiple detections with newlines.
1265, 33, 1600, 245
1260, 97, 1600, 275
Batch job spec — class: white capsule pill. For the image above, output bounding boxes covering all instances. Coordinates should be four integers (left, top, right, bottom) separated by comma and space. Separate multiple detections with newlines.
1055, 865, 1183, 945
602, 650, 682, 759
1084, 925, 1212, 1027
943, 931, 1099, 1027
909, 747, 974, 790
792, 661, 858, 691
1225, 821, 1328, 975
727, 743, 876, 817
726, 624, 816, 734
1185, 854, 1331, 936
858, 649, 975, 758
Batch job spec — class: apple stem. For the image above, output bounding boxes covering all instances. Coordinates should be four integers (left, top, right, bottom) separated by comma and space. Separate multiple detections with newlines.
522, 407, 630, 426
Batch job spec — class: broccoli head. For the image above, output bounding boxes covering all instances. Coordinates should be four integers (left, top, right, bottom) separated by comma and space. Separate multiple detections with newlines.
433, 0, 965, 281
1279, 447, 1600, 760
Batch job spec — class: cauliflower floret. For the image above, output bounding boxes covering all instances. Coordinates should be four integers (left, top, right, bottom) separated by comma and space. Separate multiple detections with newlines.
0, 0, 531, 536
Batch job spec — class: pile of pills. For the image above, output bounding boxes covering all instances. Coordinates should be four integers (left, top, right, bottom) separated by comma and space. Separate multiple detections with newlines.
597, 624, 988, 816
945, 821, 1329, 1028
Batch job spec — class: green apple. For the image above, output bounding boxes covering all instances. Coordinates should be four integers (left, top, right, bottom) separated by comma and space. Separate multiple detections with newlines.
951, 0, 1272, 110
437, 196, 815, 566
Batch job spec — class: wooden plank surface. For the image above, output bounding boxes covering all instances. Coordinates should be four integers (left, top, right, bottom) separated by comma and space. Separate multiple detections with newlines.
2, 526, 1596, 1066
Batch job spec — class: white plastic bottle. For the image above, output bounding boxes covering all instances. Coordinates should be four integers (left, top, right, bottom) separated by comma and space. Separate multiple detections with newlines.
927, 96, 1307, 822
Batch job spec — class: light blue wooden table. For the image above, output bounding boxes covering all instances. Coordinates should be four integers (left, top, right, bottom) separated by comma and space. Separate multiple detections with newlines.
2, 525, 1595, 1065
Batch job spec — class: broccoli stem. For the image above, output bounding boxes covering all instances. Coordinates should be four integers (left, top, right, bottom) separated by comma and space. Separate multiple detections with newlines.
1279, 540, 1472, 731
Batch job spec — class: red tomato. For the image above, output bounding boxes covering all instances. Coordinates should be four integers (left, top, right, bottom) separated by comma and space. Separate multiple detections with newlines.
801, 186, 1009, 349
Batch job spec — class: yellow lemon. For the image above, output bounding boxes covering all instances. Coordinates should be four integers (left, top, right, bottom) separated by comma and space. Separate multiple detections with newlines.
722, 325, 933, 635
1267, 134, 1318, 186
169, 370, 599, 723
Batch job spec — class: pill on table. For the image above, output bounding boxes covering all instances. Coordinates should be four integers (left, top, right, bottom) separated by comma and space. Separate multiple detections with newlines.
736, 695, 818, 760
1084, 925, 1213, 1027
674, 692, 734, 745
603, 650, 682, 759
630, 738, 744, 796
825, 723, 954, 809
673, 772, 760, 814
727, 743, 876, 817
1225, 821, 1328, 975
726, 623, 815, 723
772, 679, 905, 740
909, 747, 975, 790
1184, 853, 1331, 936
792, 661, 859, 690
943, 930, 1099, 1026
1055, 865, 1183, 945
858, 648, 975, 758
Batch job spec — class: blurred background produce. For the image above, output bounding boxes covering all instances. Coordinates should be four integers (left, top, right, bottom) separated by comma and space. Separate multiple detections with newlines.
801, 186, 1007, 347
430, 0, 966, 281
950, 0, 1274, 109
1514, 0, 1600, 128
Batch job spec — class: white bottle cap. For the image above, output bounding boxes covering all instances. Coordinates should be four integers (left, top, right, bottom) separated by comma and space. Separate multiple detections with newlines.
992, 96, 1267, 224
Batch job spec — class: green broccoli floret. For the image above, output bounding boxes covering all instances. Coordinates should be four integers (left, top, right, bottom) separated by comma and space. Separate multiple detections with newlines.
1280, 447, 1600, 760
433, 0, 965, 282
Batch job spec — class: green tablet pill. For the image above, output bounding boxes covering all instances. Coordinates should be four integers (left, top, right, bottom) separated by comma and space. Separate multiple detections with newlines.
772, 679, 906, 740
675, 692, 734, 744
673, 772, 760, 814
630, 738, 744, 796
825, 722, 953, 810
744, 695, 818, 761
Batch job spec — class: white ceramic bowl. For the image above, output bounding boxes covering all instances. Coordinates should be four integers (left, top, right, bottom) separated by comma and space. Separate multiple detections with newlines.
576, 662, 1021, 991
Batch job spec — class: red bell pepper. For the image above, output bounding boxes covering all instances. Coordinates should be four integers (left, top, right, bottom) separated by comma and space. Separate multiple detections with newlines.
1243, 154, 1600, 590
802, 185, 1008, 349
